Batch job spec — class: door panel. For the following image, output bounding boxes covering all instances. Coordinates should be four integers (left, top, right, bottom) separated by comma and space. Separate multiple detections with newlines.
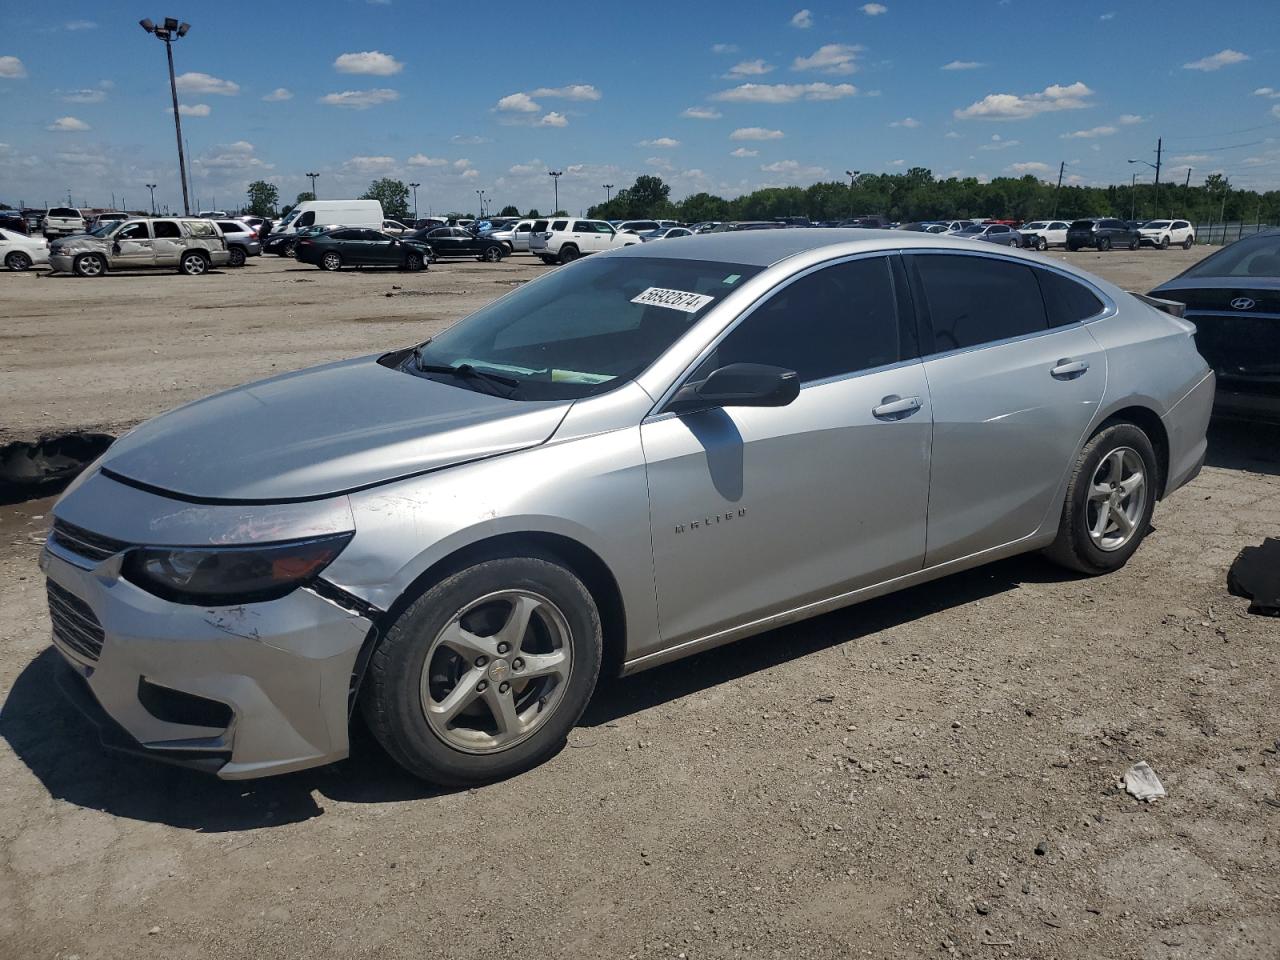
921, 325, 1105, 565
643, 364, 932, 645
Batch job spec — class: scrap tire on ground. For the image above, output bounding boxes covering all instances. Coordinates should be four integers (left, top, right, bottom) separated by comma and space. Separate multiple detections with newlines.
73, 254, 106, 278
5, 251, 32, 271
1044, 421, 1158, 576
360, 555, 602, 786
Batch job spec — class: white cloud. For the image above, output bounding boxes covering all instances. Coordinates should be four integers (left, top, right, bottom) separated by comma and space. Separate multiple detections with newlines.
639, 137, 680, 148
47, 116, 90, 132
1006, 162, 1052, 175
714, 82, 856, 103
530, 84, 601, 101
790, 9, 813, 28
451, 134, 490, 144
792, 44, 861, 75
461, 168, 479, 179
407, 154, 449, 167
889, 159, 905, 166
726, 59, 774, 78
333, 51, 404, 75
453, 159, 472, 170
730, 127, 785, 140
944, 131, 961, 139
890, 117, 921, 128
942, 60, 983, 71
682, 106, 722, 119
170, 103, 211, 117
175, 72, 240, 96
320, 88, 399, 109
262, 87, 293, 102
1062, 125, 1116, 139
954, 81, 1094, 120
496, 92, 541, 113
345, 155, 397, 173
1099, 11, 1115, 20
195, 140, 271, 174
1253, 87, 1280, 99
711, 43, 739, 54
1117, 113, 1146, 124
978, 134, 1020, 151
61, 88, 107, 104
730, 147, 759, 157
1271, 103, 1280, 119
64, 20, 97, 30
0, 56, 26, 79
1183, 49, 1249, 71
646, 156, 674, 171
761, 159, 828, 179
538, 111, 568, 127
861, 3, 888, 14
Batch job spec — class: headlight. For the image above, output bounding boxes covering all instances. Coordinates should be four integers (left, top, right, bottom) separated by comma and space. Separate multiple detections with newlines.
123, 533, 353, 605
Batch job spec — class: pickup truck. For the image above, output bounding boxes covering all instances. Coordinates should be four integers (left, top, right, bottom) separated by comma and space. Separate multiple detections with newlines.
43, 207, 87, 239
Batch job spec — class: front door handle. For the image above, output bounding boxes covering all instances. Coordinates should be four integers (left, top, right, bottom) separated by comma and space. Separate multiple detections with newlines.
1051, 358, 1090, 379
872, 395, 923, 420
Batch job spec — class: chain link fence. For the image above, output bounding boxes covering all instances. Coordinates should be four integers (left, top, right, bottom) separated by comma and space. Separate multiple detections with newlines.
1193, 222, 1275, 246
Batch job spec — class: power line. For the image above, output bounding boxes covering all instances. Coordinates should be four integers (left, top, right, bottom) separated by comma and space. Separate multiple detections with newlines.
1163, 120, 1280, 141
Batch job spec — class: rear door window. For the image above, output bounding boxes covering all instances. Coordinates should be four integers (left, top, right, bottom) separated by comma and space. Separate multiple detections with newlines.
911, 253, 1049, 352
153, 220, 182, 239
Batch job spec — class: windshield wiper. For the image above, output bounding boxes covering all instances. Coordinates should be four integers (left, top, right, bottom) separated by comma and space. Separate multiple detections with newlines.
414, 359, 521, 398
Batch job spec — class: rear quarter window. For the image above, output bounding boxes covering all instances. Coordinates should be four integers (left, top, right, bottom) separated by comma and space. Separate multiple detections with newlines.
552, 220, 569, 231
1035, 268, 1105, 327
186, 221, 215, 237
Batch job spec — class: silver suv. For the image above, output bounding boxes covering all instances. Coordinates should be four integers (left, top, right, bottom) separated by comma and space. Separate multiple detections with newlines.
49, 217, 231, 276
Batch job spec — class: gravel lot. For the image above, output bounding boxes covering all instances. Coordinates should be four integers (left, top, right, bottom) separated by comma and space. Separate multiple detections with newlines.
1, 246, 1278, 959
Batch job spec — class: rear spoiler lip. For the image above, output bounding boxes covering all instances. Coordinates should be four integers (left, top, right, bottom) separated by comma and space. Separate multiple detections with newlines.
1130, 291, 1187, 319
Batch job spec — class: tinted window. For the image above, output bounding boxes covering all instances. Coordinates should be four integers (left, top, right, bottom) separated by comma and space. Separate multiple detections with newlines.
296, 211, 316, 228
551, 220, 569, 231
1050, 222, 1069, 230
913, 254, 1048, 351
695, 257, 906, 384
330, 230, 359, 240
1173, 221, 1190, 230
1035, 268, 1104, 327
572, 221, 594, 232
153, 220, 181, 239
532, 220, 548, 231
989, 224, 1010, 234
1070, 220, 1094, 230
117, 222, 149, 240
516, 223, 531, 233
364, 230, 391, 241
49, 208, 80, 218
1102, 220, 1124, 230
216, 221, 244, 233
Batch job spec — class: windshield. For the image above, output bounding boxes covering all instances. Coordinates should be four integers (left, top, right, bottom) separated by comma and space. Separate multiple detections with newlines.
408, 257, 762, 400
1181, 233, 1280, 279
279, 209, 301, 227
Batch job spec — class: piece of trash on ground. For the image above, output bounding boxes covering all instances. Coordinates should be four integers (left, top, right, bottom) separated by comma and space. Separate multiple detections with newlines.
1123, 760, 1167, 802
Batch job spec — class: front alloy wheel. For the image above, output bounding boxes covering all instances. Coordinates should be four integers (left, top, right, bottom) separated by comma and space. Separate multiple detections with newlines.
482, 245, 503, 262
320, 251, 342, 271
1036, 236, 1048, 251
74, 254, 106, 277
6, 251, 33, 271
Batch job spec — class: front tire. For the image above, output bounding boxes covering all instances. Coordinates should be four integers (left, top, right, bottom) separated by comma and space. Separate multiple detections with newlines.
74, 253, 106, 278
1159, 236, 1170, 250
5, 251, 33, 271
1044, 422, 1158, 575
482, 245, 503, 263
1036, 236, 1048, 251
320, 251, 342, 271
361, 556, 602, 785
403, 251, 424, 272
228, 245, 247, 267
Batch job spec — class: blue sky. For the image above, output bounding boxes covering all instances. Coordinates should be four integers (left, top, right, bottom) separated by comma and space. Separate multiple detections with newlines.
2, 0, 1279, 215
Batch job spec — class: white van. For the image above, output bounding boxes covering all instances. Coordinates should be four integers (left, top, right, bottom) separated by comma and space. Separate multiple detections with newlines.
268, 199, 384, 245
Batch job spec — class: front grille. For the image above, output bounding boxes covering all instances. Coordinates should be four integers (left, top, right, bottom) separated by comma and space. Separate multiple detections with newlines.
50, 519, 130, 564
47, 580, 105, 663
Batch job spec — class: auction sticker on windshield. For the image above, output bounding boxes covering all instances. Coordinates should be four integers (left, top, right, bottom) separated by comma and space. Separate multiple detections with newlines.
630, 287, 716, 314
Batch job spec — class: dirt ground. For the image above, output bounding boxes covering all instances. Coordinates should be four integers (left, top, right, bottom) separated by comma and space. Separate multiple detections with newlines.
1, 247, 1278, 959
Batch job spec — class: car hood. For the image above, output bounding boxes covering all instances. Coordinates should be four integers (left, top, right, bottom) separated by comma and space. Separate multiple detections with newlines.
98, 355, 573, 502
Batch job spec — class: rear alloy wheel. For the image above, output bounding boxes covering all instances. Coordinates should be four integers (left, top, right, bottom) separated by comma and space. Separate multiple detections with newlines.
361, 556, 602, 785
5, 251, 32, 271
1045, 422, 1157, 575
74, 254, 106, 278
179, 252, 208, 276
228, 245, 247, 267
1036, 236, 1049, 251
558, 245, 580, 264
482, 245, 503, 263
320, 251, 342, 271
1182, 236, 1194, 250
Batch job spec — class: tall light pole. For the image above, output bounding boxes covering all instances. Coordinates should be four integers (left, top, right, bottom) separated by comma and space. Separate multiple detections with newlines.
1052, 160, 1066, 217
475, 189, 486, 218
1128, 137, 1161, 218
603, 183, 614, 204
1129, 172, 1137, 221
845, 170, 861, 219
146, 183, 158, 215
409, 182, 420, 220
306, 171, 320, 200
139, 17, 192, 216
548, 170, 562, 214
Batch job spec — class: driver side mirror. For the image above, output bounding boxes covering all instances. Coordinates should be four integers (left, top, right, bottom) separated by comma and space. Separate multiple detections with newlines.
667, 363, 800, 414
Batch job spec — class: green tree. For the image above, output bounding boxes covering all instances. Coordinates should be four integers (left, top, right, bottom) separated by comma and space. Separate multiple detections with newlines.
361, 178, 411, 220
295, 191, 315, 206
526, 208, 541, 218
498, 205, 520, 217
246, 180, 279, 217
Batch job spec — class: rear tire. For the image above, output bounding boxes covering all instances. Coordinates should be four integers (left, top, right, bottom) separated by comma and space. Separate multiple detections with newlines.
179, 252, 209, 276
1044, 422, 1158, 575
360, 555, 602, 786
228, 246, 247, 267
558, 245, 580, 264
1182, 236, 1193, 250
74, 253, 106, 278
5, 251, 32, 271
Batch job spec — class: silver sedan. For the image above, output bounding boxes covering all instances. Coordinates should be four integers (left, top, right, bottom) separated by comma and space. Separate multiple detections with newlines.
42, 230, 1214, 784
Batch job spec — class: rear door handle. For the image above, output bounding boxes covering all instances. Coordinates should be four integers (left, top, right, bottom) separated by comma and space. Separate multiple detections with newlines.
872, 395, 922, 420
1051, 358, 1090, 379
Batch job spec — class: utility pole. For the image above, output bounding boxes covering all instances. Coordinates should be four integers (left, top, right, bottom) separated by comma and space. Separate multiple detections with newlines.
409, 182, 420, 220
1130, 172, 1136, 221
306, 172, 320, 199
1052, 161, 1065, 217
1152, 137, 1162, 220
548, 170, 562, 214
845, 170, 861, 219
